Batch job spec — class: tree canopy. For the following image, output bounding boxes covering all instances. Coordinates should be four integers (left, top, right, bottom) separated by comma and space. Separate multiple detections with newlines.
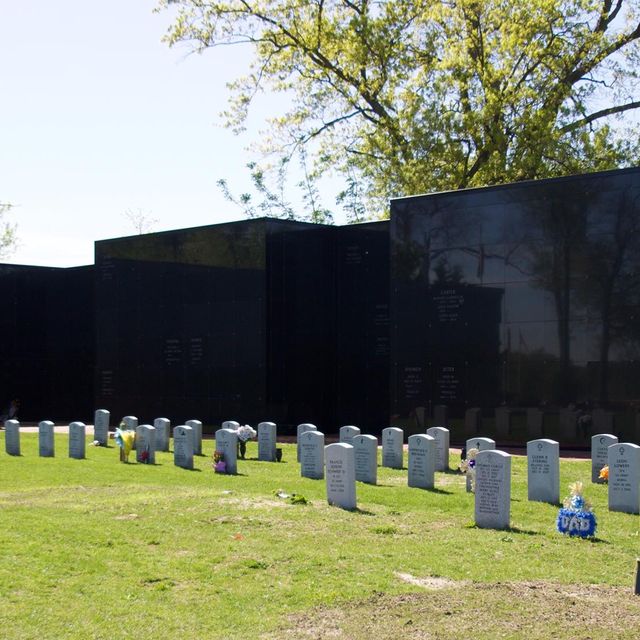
0, 203, 17, 260
159, 0, 640, 218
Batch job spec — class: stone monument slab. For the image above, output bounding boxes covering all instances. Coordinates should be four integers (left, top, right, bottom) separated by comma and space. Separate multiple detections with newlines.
433, 404, 448, 428
39, 420, 55, 457
526, 408, 544, 438
136, 424, 156, 464
495, 407, 512, 438
325, 443, 356, 510
5, 419, 20, 456
608, 442, 640, 514
465, 437, 496, 491
154, 418, 171, 452
527, 439, 559, 504
353, 434, 377, 485
300, 430, 324, 479
592, 433, 618, 483
427, 426, 449, 471
173, 425, 194, 469
94, 409, 110, 446
339, 425, 361, 447
215, 428, 239, 475
475, 449, 511, 529
122, 415, 138, 431
408, 434, 436, 489
297, 423, 317, 462
258, 421, 277, 462
69, 422, 86, 459
382, 427, 403, 469
186, 419, 203, 455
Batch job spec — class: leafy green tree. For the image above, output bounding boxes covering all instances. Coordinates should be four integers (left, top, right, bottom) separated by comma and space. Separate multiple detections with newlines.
158, 0, 640, 218
0, 203, 17, 260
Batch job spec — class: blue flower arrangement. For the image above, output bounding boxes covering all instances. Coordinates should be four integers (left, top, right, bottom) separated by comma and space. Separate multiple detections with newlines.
556, 482, 597, 538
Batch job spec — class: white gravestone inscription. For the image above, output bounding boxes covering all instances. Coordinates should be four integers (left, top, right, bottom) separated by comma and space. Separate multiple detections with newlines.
154, 418, 171, 452
94, 409, 110, 446
592, 434, 618, 483
353, 435, 377, 485
186, 420, 203, 455
408, 434, 436, 489
527, 439, 559, 504
382, 427, 403, 469
608, 443, 640, 514
339, 425, 361, 447
427, 426, 449, 471
136, 424, 156, 464
258, 421, 277, 462
325, 443, 356, 510
122, 416, 138, 430
5, 419, 20, 456
297, 423, 317, 462
475, 450, 511, 530
465, 437, 496, 491
216, 429, 239, 475
39, 420, 55, 457
173, 425, 194, 470
69, 422, 86, 459
300, 430, 324, 479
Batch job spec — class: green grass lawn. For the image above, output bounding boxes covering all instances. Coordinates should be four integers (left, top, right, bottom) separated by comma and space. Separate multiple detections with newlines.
1, 433, 639, 639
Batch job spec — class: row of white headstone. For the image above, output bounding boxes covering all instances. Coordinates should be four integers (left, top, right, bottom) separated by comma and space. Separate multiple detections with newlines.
2, 411, 280, 469
297, 426, 640, 525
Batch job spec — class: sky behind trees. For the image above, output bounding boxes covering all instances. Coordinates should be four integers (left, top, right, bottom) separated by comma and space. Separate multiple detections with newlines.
1, 1, 297, 266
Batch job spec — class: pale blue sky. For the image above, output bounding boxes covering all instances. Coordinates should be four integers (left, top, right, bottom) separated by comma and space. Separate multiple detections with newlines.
1, 1, 299, 267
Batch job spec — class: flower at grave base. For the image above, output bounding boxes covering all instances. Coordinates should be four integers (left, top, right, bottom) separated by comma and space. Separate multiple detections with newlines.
460, 448, 479, 491
214, 461, 227, 473
557, 481, 597, 538
599, 465, 609, 482
140, 449, 149, 464
237, 424, 257, 443
114, 426, 136, 463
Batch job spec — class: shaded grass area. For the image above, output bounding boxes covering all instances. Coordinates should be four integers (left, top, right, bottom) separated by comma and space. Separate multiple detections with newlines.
1, 434, 639, 639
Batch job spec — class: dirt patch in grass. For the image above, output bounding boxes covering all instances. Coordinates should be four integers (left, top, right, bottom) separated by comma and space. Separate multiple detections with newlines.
265, 580, 640, 639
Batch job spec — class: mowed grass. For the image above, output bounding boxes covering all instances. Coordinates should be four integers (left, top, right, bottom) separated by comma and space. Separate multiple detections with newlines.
1, 433, 639, 639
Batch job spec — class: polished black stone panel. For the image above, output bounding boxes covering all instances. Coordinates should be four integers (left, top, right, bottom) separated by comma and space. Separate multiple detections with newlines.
0, 264, 94, 422
391, 167, 640, 438
95, 220, 270, 428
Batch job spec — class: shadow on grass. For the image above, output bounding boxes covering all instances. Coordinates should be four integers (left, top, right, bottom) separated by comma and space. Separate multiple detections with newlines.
464, 523, 541, 536
426, 487, 454, 495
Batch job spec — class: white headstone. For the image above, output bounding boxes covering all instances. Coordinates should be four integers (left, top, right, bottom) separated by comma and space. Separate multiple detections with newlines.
297, 423, 317, 462
173, 425, 194, 469
608, 442, 640, 514
353, 434, 377, 485
186, 419, 203, 455
221, 420, 240, 431
258, 421, 277, 462
325, 443, 356, 510
339, 425, 361, 447
300, 430, 325, 479
408, 434, 436, 489
4, 419, 20, 456
382, 427, 403, 469
215, 428, 239, 475
527, 439, 559, 504
427, 426, 449, 471
465, 437, 496, 491
136, 424, 156, 464
39, 420, 55, 457
122, 415, 138, 431
154, 417, 171, 452
68, 422, 86, 459
475, 449, 511, 529
94, 409, 110, 446
592, 433, 618, 483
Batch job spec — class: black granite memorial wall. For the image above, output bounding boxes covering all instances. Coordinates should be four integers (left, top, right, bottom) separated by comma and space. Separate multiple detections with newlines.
95, 218, 390, 432
0, 264, 94, 422
391, 167, 640, 440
